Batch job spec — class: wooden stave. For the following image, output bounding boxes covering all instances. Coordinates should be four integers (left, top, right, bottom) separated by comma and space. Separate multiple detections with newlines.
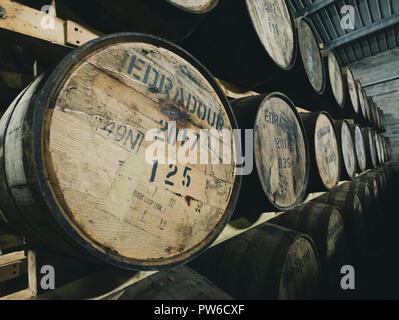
65, 0, 219, 42
300, 111, 341, 192
118, 265, 233, 300
270, 202, 348, 295
182, 0, 298, 90
230, 93, 310, 218
312, 191, 367, 259
333, 119, 356, 180
0, 33, 243, 271
189, 223, 321, 299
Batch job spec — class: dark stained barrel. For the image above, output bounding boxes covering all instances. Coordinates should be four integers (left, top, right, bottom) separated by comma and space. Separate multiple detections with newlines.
231, 93, 309, 219
118, 266, 233, 300
271, 202, 348, 296
0, 33, 242, 271
299, 112, 340, 192
189, 223, 321, 299
183, 0, 297, 89
312, 191, 367, 260
349, 124, 367, 173
364, 94, 372, 125
374, 131, 383, 166
337, 181, 377, 251
66, 0, 219, 41
361, 127, 377, 169
334, 120, 356, 180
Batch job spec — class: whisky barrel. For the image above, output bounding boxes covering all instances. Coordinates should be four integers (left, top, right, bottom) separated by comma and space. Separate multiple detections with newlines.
312, 191, 367, 259
369, 98, 378, 128
271, 202, 348, 295
118, 266, 233, 300
361, 128, 377, 169
0, 33, 241, 270
299, 112, 340, 192
324, 50, 346, 113
255, 17, 326, 109
66, 0, 219, 41
374, 131, 383, 166
356, 81, 368, 124
334, 120, 356, 180
231, 93, 309, 218
364, 94, 372, 125
337, 181, 377, 250
183, 0, 297, 89
342, 67, 360, 117
189, 223, 321, 299
349, 124, 367, 173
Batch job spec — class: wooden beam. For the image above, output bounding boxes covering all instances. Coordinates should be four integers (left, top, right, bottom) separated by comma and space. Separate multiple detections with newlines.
0, 251, 27, 283
0, 0, 101, 55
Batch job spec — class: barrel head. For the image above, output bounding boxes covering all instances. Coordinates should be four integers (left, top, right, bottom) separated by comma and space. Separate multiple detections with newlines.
254, 94, 309, 210
246, 0, 296, 70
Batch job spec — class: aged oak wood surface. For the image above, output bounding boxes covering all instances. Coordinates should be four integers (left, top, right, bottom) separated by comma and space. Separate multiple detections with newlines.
189, 223, 321, 299
0, 34, 241, 270
349, 124, 367, 173
271, 202, 348, 296
334, 120, 356, 180
232, 93, 309, 216
300, 112, 340, 192
327, 51, 345, 108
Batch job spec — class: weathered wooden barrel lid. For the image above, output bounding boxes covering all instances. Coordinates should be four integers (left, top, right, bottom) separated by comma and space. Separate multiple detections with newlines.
166, 0, 219, 13
356, 81, 367, 120
349, 124, 366, 172
336, 120, 356, 179
253, 93, 309, 211
297, 18, 325, 95
246, 0, 296, 70
327, 51, 345, 108
314, 112, 340, 190
5, 33, 241, 270
345, 67, 359, 114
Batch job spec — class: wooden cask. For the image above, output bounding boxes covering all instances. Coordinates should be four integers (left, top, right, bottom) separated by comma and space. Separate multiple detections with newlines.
356, 81, 368, 124
312, 191, 367, 259
231, 93, 309, 218
0, 33, 241, 270
361, 127, 377, 169
118, 266, 233, 300
255, 17, 326, 109
337, 181, 377, 250
334, 120, 356, 180
342, 67, 360, 117
324, 50, 346, 113
374, 131, 383, 166
364, 94, 372, 125
183, 0, 297, 89
271, 202, 348, 295
66, 0, 219, 41
190, 223, 321, 299
299, 112, 340, 192
349, 124, 367, 173
355, 175, 383, 232
369, 98, 378, 128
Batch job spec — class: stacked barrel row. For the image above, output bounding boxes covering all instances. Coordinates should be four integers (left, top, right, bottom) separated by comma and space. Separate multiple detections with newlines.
0, 0, 395, 299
